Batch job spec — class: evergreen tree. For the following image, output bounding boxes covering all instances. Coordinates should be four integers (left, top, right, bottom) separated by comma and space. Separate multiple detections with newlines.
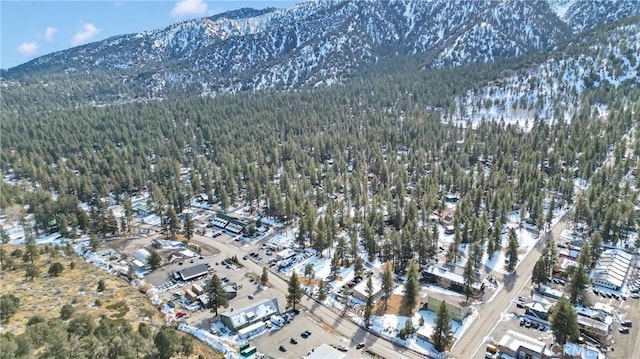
25, 264, 40, 281
166, 207, 180, 240
463, 257, 476, 301
567, 265, 588, 304
48, 262, 64, 277
304, 263, 315, 284
549, 297, 579, 345
147, 249, 162, 271
97, 279, 106, 292
403, 261, 419, 314
183, 213, 194, 241
506, 228, 519, 272
204, 275, 228, 316
589, 231, 603, 267
23, 233, 39, 264
364, 276, 374, 328
0, 294, 20, 324
260, 267, 269, 285
381, 262, 394, 310
531, 257, 548, 288
154, 326, 180, 359
431, 300, 453, 352
354, 256, 364, 275
287, 272, 303, 310
317, 279, 327, 301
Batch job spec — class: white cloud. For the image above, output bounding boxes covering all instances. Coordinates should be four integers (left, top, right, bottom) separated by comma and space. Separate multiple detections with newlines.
170, 0, 208, 18
45, 27, 58, 42
71, 23, 100, 46
17, 42, 39, 57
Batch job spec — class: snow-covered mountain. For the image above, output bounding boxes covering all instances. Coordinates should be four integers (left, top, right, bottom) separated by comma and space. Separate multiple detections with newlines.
2, 0, 639, 99
451, 19, 640, 128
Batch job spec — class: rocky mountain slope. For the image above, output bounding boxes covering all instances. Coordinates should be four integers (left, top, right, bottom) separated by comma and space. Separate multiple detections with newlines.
2, 0, 639, 103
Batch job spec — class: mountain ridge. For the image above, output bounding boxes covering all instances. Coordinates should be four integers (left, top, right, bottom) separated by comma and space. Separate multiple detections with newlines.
2, 0, 639, 105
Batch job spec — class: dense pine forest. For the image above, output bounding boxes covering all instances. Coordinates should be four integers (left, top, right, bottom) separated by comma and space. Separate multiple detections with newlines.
2, 56, 639, 268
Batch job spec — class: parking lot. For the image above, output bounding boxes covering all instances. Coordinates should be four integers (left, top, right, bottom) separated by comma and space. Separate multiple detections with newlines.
481, 276, 640, 359
252, 312, 368, 359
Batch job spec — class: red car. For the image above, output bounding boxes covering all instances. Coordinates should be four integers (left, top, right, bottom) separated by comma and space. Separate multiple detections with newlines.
176, 312, 187, 318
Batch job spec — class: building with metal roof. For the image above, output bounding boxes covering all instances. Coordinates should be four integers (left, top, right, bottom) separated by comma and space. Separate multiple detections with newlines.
590, 249, 633, 290
497, 330, 554, 359
305, 344, 349, 359
219, 298, 279, 331
177, 264, 209, 281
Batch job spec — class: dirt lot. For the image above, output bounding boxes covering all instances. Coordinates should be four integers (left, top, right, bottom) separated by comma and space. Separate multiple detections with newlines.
376, 294, 413, 316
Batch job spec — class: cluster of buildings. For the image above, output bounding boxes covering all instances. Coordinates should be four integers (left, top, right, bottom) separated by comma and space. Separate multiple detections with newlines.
493, 330, 602, 359
211, 212, 247, 234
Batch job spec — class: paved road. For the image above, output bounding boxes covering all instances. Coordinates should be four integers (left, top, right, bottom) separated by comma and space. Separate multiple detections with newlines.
450, 210, 573, 359
191, 232, 427, 359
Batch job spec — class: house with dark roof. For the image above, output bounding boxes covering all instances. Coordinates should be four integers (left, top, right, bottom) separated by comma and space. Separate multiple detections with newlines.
177, 264, 209, 281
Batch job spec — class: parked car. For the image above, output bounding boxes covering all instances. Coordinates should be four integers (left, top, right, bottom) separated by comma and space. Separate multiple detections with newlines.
619, 327, 629, 334
630, 293, 639, 299
301, 330, 311, 338
539, 324, 546, 331
621, 320, 632, 327
337, 346, 348, 352
279, 345, 287, 352
290, 338, 298, 344
524, 320, 532, 328
356, 343, 365, 350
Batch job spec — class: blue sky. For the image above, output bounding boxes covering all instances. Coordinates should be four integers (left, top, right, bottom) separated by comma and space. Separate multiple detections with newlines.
1, 0, 302, 69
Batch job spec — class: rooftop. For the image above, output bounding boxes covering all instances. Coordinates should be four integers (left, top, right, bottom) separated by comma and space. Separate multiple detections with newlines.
563, 343, 602, 359
591, 249, 632, 288
498, 330, 546, 355
305, 344, 349, 359
352, 276, 382, 298
178, 264, 209, 281
423, 266, 482, 288
577, 316, 609, 333
220, 298, 279, 329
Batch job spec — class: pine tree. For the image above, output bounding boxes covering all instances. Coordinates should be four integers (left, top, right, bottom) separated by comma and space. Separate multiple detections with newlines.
147, 249, 162, 270
549, 297, 579, 345
317, 279, 327, 301
287, 272, 303, 310
431, 300, 452, 352
381, 262, 394, 310
204, 275, 228, 316
183, 213, 194, 241
567, 265, 588, 304
304, 263, 314, 284
506, 228, 518, 272
531, 257, 548, 288
403, 261, 419, 314
463, 257, 476, 301
260, 267, 269, 285
364, 276, 374, 328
